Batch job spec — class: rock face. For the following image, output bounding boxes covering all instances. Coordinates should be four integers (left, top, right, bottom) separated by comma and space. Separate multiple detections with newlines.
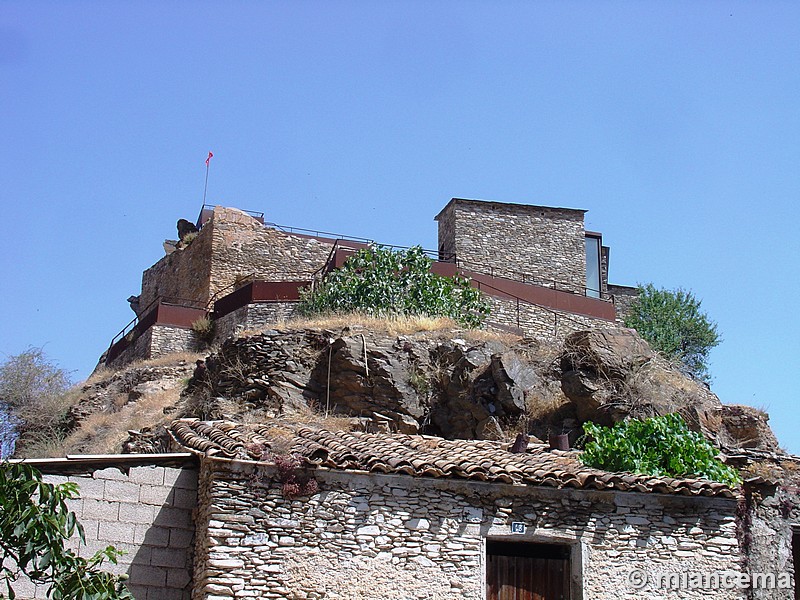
557, 328, 777, 450
560, 328, 656, 423
74, 325, 778, 453
194, 329, 544, 440
69, 363, 194, 429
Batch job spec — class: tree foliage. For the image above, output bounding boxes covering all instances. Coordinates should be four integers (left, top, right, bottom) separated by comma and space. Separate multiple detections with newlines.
581, 413, 740, 487
0, 348, 74, 458
624, 284, 720, 382
0, 462, 132, 600
298, 245, 491, 327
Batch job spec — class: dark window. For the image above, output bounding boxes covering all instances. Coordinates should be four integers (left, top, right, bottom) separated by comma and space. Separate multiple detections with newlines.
585, 235, 601, 299
486, 540, 572, 600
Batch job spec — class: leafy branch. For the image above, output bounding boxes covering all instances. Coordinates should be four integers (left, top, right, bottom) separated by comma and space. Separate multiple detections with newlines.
0, 463, 132, 600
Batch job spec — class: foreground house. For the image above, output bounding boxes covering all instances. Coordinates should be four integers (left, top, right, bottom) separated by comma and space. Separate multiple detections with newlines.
17, 421, 800, 599
174, 421, 742, 600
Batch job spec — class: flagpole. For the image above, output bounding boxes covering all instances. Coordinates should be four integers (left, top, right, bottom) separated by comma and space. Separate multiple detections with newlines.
203, 151, 213, 205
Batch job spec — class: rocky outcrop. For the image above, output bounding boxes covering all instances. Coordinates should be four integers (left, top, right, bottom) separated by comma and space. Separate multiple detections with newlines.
69, 362, 194, 429
75, 325, 779, 453
557, 328, 777, 450
193, 329, 545, 440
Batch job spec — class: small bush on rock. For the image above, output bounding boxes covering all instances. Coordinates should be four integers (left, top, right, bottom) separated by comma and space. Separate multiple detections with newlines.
580, 413, 740, 486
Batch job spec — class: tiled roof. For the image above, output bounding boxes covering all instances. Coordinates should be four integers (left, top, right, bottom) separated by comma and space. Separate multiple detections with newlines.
169, 419, 736, 498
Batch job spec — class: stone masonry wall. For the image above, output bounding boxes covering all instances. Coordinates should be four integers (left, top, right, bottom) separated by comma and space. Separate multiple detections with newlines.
8, 464, 198, 600
207, 207, 333, 302
608, 284, 639, 323
108, 325, 200, 369
140, 208, 333, 313
437, 200, 588, 295
193, 459, 744, 600
140, 227, 214, 311
436, 203, 456, 261
488, 295, 617, 342
215, 302, 299, 343
741, 482, 800, 600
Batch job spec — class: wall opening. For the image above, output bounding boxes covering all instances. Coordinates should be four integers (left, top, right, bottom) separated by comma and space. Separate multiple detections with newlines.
486, 540, 572, 600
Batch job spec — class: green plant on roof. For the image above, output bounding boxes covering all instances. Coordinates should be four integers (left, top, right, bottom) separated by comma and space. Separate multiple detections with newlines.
298, 245, 490, 328
580, 413, 740, 487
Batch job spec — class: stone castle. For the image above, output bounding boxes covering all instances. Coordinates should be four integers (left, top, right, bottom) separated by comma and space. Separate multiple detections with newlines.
104, 198, 638, 367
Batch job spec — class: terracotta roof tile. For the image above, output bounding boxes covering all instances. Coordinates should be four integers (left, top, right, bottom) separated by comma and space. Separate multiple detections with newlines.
169, 419, 736, 498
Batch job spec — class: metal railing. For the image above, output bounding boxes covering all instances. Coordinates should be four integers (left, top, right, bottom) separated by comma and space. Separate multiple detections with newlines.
106, 295, 207, 355
266, 222, 374, 245
197, 203, 612, 306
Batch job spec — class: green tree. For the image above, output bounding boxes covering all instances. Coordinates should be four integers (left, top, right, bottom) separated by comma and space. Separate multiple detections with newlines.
0, 462, 132, 600
0, 348, 73, 458
581, 413, 740, 486
299, 245, 490, 327
623, 284, 720, 382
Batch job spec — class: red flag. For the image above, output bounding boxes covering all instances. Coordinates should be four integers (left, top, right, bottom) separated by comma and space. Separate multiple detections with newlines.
205, 151, 213, 167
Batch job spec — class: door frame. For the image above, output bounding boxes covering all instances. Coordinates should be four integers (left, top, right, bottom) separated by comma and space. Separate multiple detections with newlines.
483, 534, 584, 600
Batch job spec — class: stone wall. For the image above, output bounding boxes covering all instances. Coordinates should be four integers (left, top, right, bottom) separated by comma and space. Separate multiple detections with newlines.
207, 207, 333, 302
488, 295, 617, 342
437, 200, 588, 295
608, 284, 639, 323
108, 325, 200, 368
214, 302, 300, 343
193, 459, 744, 600
8, 463, 198, 600
140, 207, 333, 313
740, 481, 799, 600
140, 228, 214, 311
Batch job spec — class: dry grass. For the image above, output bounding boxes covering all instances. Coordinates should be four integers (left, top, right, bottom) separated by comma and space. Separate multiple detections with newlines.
240, 313, 459, 337
82, 352, 205, 387
83, 365, 114, 387
60, 385, 183, 455
525, 389, 571, 422
459, 328, 523, 346
127, 352, 206, 369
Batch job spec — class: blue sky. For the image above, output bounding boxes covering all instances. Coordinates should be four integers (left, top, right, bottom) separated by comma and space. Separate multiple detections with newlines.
2, 2, 799, 451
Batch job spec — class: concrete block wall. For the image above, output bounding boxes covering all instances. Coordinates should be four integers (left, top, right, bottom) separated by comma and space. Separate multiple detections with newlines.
9, 465, 198, 600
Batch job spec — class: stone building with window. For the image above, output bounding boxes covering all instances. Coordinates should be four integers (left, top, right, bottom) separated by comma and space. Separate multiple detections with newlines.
104, 199, 637, 368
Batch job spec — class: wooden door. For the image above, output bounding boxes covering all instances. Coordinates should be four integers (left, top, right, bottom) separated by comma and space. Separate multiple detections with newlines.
486, 541, 571, 600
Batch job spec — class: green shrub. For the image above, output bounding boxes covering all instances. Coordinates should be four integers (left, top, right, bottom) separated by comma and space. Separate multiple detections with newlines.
624, 284, 720, 383
298, 245, 490, 328
580, 413, 740, 486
